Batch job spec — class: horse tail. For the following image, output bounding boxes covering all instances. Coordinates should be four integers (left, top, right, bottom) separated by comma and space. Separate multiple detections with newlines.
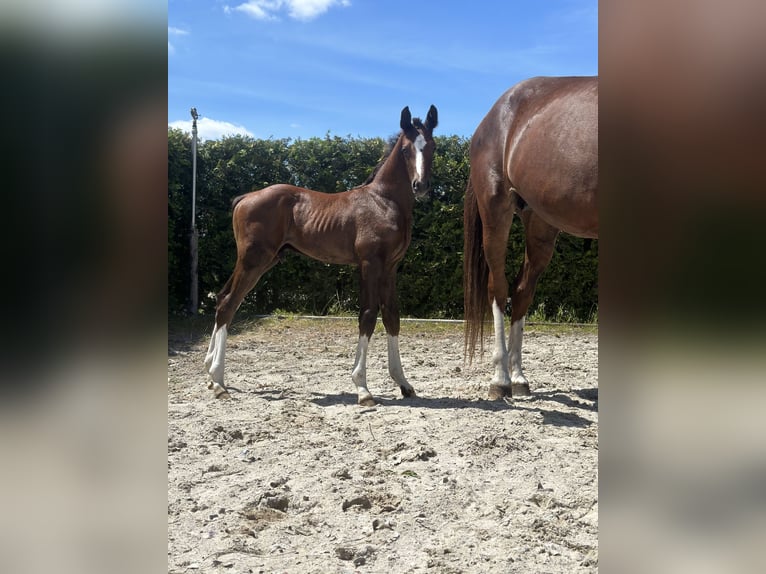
463, 174, 488, 364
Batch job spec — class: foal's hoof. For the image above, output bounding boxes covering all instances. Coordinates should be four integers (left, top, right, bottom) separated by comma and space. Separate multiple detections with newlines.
208, 381, 231, 399
400, 385, 416, 399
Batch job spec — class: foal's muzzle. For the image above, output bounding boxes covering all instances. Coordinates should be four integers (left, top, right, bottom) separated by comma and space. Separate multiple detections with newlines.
412, 179, 431, 197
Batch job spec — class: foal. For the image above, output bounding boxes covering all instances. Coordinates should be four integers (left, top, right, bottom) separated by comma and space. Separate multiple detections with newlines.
205, 105, 438, 406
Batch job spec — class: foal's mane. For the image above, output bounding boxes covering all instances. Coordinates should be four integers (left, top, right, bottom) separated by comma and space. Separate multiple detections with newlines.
360, 132, 401, 186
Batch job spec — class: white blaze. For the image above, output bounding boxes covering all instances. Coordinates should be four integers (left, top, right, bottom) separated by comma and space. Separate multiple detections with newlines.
414, 134, 426, 181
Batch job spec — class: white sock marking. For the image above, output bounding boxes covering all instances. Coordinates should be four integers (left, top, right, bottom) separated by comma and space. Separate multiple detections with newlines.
209, 324, 228, 384
204, 325, 217, 369
509, 316, 527, 383
388, 334, 414, 395
387, 335, 406, 384
491, 300, 511, 385
351, 335, 371, 397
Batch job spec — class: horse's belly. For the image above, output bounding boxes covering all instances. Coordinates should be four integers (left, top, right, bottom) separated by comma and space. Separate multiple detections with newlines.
529, 198, 598, 238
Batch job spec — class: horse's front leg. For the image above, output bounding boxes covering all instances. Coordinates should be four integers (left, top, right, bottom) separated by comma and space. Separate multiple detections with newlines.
380, 271, 415, 399
352, 261, 380, 406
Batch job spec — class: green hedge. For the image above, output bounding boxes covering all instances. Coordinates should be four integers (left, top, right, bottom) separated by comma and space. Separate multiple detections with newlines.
168, 130, 597, 321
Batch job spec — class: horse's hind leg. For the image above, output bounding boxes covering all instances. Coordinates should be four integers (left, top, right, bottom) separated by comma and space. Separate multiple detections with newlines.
206, 252, 278, 398
380, 270, 415, 399
507, 210, 559, 395
476, 182, 515, 400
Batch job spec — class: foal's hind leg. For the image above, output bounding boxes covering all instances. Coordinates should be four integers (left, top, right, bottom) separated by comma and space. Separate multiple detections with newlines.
380, 270, 415, 399
205, 275, 233, 371
206, 252, 278, 398
507, 210, 559, 395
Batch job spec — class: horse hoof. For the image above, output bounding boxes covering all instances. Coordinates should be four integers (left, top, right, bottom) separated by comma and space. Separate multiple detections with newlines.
358, 395, 377, 407
488, 384, 512, 401
400, 385, 416, 398
512, 382, 531, 396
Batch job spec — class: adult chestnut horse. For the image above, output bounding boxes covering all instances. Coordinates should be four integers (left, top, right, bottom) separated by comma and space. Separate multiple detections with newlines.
464, 76, 597, 399
205, 105, 438, 406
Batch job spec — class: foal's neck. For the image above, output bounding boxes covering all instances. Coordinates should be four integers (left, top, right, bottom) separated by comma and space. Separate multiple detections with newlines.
371, 134, 413, 205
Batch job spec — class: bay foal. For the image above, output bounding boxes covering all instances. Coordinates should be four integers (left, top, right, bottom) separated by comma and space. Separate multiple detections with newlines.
205, 106, 438, 405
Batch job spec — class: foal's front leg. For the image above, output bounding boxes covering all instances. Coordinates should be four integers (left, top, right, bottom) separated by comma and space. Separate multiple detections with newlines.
351, 333, 375, 407
380, 272, 415, 398
385, 333, 416, 398
351, 261, 379, 406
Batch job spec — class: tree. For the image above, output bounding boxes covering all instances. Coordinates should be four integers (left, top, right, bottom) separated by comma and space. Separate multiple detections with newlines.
168, 128, 192, 313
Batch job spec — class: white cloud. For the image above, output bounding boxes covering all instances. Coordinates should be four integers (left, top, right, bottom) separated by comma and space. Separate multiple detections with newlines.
227, 0, 350, 22
168, 118, 254, 141
168, 26, 189, 55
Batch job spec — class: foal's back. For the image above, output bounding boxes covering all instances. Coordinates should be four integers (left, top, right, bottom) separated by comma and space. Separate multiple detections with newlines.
232, 183, 407, 267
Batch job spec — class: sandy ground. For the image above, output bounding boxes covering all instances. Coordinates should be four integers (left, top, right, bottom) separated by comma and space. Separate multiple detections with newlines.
168, 317, 598, 573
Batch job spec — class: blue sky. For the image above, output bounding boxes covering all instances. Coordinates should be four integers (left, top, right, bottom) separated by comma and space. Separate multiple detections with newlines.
169, 0, 597, 140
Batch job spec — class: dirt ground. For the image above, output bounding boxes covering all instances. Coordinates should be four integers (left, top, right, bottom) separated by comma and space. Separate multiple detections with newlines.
168, 317, 598, 573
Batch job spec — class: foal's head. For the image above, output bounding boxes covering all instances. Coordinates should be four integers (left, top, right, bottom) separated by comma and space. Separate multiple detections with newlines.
399, 105, 438, 197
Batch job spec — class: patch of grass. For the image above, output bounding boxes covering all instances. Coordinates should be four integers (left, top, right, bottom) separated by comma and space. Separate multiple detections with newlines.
526, 322, 598, 336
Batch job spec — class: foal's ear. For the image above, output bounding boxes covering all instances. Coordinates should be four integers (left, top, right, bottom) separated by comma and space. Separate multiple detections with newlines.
400, 106, 412, 131
425, 105, 438, 132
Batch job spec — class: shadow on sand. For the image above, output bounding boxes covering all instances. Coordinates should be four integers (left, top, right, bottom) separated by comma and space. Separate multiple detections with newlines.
305, 390, 595, 427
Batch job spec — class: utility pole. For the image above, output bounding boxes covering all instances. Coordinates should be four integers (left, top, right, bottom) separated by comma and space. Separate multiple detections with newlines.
189, 107, 199, 315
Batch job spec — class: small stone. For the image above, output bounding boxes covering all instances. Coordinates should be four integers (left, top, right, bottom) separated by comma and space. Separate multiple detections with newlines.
335, 546, 355, 561
342, 496, 371, 511
262, 495, 289, 512
372, 518, 393, 531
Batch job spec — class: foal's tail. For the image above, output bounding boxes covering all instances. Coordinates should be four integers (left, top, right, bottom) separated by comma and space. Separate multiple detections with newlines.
463, 175, 489, 364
